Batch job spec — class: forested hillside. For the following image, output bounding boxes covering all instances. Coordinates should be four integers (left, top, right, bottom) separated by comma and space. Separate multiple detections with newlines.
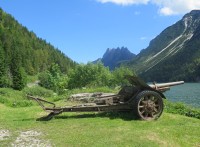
127, 10, 200, 82
0, 8, 75, 89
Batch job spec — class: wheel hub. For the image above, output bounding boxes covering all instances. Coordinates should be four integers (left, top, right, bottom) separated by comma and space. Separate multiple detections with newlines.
143, 100, 155, 113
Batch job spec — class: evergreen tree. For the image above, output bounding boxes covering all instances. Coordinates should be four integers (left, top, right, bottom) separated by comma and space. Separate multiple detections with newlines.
11, 47, 27, 90
0, 8, 76, 90
0, 45, 6, 87
0, 8, 75, 79
12, 67, 27, 90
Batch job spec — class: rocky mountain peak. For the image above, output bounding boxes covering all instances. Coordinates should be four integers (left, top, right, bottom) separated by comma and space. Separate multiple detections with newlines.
94, 47, 136, 70
182, 10, 200, 32
184, 10, 200, 18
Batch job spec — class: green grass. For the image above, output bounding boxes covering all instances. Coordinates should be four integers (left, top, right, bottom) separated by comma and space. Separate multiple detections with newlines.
0, 88, 33, 107
0, 88, 200, 146
164, 100, 200, 119
0, 103, 200, 147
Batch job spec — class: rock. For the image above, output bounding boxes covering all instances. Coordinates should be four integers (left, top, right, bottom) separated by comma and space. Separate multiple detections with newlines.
69, 92, 115, 103
0, 129, 10, 141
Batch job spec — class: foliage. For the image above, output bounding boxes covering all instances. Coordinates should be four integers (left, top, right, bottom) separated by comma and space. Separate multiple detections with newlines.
0, 42, 12, 88
23, 86, 54, 98
112, 66, 135, 86
38, 64, 68, 94
0, 44, 6, 87
67, 63, 135, 89
26, 75, 39, 84
68, 63, 112, 89
164, 100, 200, 119
0, 88, 33, 107
12, 67, 27, 91
9, 47, 27, 90
0, 8, 75, 90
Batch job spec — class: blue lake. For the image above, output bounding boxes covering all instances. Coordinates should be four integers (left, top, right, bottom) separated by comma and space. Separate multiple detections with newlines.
164, 83, 200, 108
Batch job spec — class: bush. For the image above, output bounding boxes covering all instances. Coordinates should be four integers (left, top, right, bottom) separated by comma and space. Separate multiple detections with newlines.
0, 97, 8, 104
68, 63, 112, 89
164, 100, 200, 119
38, 72, 52, 89
38, 64, 68, 94
0, 88, 34, 107
23, 86, 54, 97
112, 66, 135, 86
9, 100, 33, 108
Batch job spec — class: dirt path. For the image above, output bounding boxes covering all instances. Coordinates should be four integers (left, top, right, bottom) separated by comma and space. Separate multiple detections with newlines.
27, 80, 40, 88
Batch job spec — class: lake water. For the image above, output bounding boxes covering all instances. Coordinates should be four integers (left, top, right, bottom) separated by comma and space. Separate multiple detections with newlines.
164, 83, 200, 108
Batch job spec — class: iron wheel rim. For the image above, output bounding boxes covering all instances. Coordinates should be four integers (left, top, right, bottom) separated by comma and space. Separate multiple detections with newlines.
137, 93, 163, 120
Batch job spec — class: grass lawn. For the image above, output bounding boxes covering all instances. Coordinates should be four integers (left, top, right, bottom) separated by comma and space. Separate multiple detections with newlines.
0, 102, 200, 147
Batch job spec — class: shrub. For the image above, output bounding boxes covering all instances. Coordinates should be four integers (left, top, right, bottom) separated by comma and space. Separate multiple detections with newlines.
38, 64, 68, 94
23, 86, 54, 97
164, 100, 200, 119
68, 63, 112, 89
0, 97, 8, 104
0, 88, 34, 107
9, 100, 33, 108
112, 66, 135, 86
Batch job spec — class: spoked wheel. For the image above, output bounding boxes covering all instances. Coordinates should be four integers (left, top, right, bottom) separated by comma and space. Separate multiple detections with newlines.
133, 90, 164, 120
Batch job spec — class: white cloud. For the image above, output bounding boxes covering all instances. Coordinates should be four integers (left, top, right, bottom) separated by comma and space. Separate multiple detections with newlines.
140, 37, 147, 40
97, 0, 200, 15
159, 7, 174, 16
152, 0, 200, 15
134, 11, 141, 15
97, 0, 150, 5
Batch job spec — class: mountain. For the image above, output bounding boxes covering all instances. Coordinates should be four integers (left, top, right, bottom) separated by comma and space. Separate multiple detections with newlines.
127, 10, 200, 82
94, 47, 136, 70
0, 8, 75, 75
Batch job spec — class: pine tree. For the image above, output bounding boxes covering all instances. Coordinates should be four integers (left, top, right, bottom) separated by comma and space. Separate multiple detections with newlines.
0, 45, 6, 87
0, 7, 75, 83
12, 67, 27, 90
11, 47, 27, 90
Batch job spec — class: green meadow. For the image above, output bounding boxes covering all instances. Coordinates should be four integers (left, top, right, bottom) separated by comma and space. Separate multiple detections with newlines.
0, 88, 199, 147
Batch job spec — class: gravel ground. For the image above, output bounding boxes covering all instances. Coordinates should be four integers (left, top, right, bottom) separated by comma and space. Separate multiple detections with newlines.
0, 129, 52, 147
0, 129, 10, 141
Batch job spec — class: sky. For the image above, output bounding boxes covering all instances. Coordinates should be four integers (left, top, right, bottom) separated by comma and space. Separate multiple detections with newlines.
0, 0, 200, 63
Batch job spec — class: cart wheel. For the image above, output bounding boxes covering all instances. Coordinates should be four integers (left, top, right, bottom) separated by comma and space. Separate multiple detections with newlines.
133, 90, 164, 120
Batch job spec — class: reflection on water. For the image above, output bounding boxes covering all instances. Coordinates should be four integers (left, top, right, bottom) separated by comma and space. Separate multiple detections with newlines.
164, 83, 200, 108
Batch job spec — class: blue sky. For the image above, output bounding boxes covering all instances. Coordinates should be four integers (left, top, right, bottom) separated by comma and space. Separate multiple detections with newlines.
0, 0, 200, 63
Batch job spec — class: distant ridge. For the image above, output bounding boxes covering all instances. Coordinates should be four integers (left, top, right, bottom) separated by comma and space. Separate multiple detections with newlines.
94, 47, 136, 70
127, 10, 200, 82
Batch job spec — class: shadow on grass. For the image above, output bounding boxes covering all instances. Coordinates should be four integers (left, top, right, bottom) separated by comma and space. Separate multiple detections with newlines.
37, 111, 138, 121
13, 118, 37, 121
